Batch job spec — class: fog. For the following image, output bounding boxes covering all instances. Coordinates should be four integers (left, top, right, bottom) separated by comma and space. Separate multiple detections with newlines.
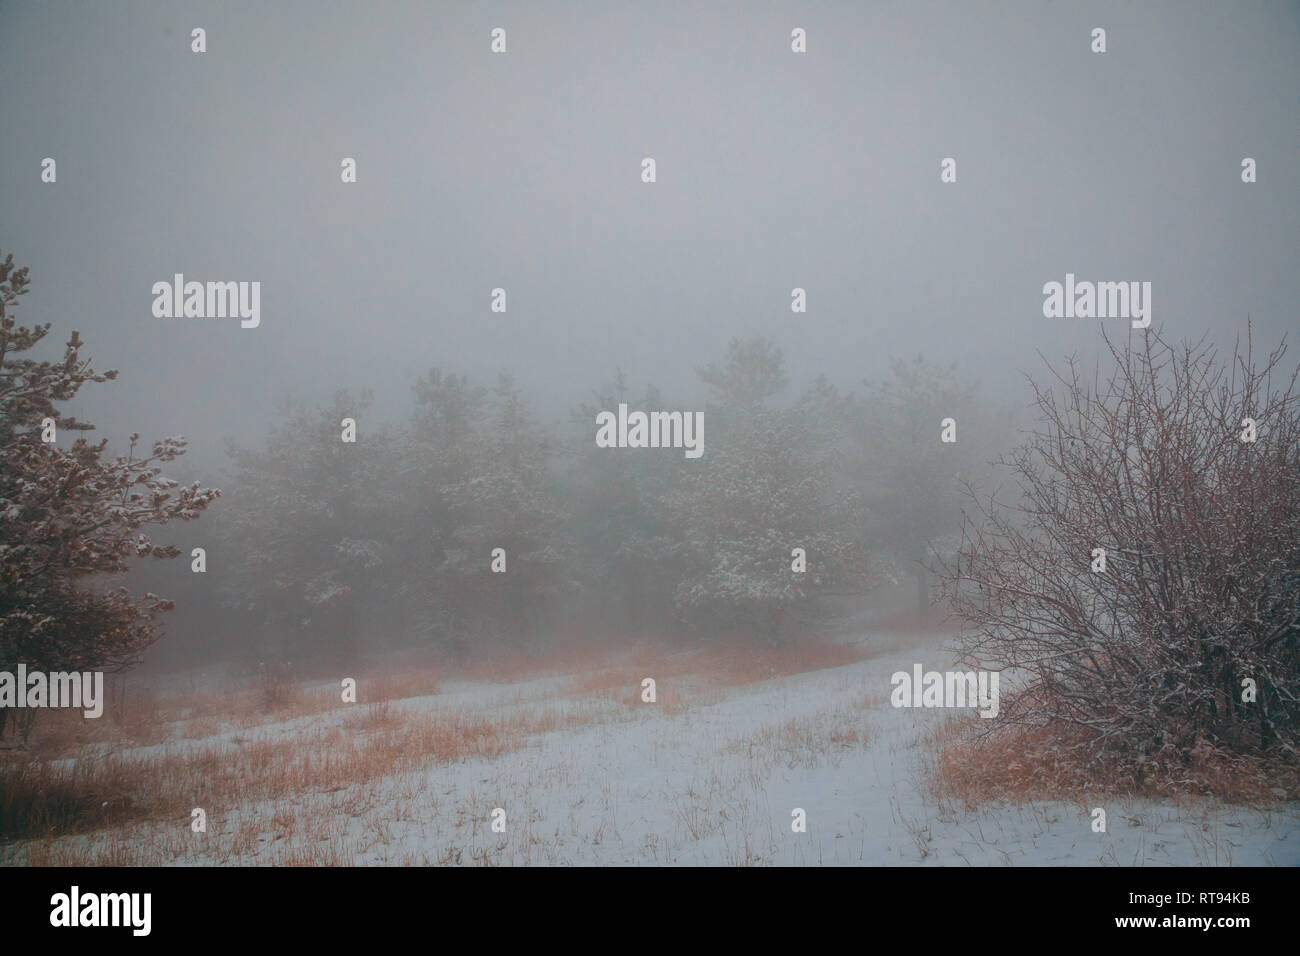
2, 0, 1299, 876
2, 0, 1295, 480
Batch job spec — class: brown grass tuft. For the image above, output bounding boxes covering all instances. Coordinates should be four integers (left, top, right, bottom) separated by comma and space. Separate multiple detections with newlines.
926, 709, 1300, 810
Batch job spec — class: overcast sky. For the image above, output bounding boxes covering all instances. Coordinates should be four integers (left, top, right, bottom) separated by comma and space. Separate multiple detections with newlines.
2, 0, 1297, 475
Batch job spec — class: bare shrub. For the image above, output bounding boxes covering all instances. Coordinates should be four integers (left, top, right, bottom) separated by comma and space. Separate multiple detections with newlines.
939, 325, 1300, 788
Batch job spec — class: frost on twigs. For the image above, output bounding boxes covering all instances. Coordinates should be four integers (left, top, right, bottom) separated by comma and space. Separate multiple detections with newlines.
939, 324, 1300, 795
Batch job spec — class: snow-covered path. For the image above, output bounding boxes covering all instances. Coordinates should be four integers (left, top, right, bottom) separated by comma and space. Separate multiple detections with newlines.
353, 644, 1297, 866
6, 638, 1298, 866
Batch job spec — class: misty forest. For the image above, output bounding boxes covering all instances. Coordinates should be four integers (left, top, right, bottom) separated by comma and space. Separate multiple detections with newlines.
3, 247, 1297, 864
1, 2, 1298, 867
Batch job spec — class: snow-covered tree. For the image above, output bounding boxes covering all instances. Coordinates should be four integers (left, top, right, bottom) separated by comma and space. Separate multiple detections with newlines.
389, 368, 485, 644
696, 335, 789, 415
437, 374, 570, 645
668, 338, 869, 640
221, 389, 390, 664
398, 369, 570, 652
0, 252, 218, 736
566, 370, 681, 632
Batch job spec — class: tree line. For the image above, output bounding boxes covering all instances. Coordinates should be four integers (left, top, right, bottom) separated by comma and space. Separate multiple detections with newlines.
5, 248, 1296, 775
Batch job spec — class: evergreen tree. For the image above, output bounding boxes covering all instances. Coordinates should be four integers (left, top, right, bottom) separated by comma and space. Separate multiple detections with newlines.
669, 337, 868, 639
221, 389, 388, 664
567, 370, 680, 633
0, 252, 218, 736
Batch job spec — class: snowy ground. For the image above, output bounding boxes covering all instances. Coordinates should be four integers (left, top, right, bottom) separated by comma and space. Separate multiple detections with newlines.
5, 634, 1298, 866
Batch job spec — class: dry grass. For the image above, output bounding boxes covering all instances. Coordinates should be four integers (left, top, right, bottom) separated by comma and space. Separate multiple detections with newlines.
563, 666, 644, 698
12, 664, 445, 759
727, 712, 869, 771
452, 632, 877, 693
560, 637, 872, 702
0, 701, 600, 844
453, 637, 626, 684
925, 709, 1300, 811
1, 632, 878, 856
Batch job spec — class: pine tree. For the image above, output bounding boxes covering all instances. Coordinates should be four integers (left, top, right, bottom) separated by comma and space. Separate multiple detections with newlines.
566, 370, 681, 632
221, 389, 388, 665
670, 338, 868, 640
0, 252, 218, 737
437, 374, 569, 644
